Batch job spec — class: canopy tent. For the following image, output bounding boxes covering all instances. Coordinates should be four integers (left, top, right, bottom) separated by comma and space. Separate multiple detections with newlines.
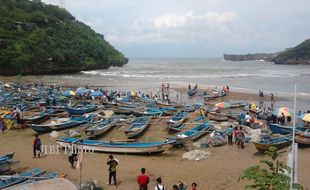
90, 90, 103, 97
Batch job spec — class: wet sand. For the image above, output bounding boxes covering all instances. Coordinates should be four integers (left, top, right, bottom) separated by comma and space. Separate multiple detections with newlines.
0, 90, 309, 190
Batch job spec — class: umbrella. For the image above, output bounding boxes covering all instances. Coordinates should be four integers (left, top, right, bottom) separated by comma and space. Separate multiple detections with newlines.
63, 90, 76, 97
302, 114, 310, 122
215, 102, 231, 109
75, 87, 87, 95
90, 90, 103, 97
273, 107, 293, 118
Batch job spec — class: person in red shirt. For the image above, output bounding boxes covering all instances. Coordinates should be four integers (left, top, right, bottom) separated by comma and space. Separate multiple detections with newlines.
137, 168, 149, 190
190, 182, 197, 190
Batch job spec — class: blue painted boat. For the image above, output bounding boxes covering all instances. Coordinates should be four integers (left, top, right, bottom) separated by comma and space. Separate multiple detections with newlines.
204, 92, 226, 101
56, 137, 175, 154
188, 87, 197, 97
182, 104, 197, 112
66, 104, 97, 115
20, 109, 55, 124
0, 168, 44, 189
85, 118, 118, 138
176, 121, 211, 142
28, 115, 93, 133
125, 117, 150, 138
134, 108, 163, 118
0, 152, 15, 174
167, 111, 188, 129
268, 123, 305, 134
253, 134, 292, 153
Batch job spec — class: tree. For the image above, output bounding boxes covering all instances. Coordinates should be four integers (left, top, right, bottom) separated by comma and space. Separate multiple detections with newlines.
238, 146, 303, 190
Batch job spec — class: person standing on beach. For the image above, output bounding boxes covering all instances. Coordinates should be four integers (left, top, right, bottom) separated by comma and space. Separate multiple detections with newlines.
0, 119, 5, 134
226, 125, 233, 145
106, 155, 118, 186
138, 168, 149, 190
33, 134, 42, 158
155, 177, 165, 190
67, 143, 77, 168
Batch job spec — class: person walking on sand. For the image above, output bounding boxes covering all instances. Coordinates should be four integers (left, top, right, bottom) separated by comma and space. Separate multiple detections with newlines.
67, 143, 77, 168
106, 155, 118, 187
138, 168, 149, 190
239, 129, 245, 149
155, 177, 165, 190
33, 134, 41, 158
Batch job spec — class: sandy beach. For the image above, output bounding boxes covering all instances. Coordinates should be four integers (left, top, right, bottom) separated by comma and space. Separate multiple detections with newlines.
0, 88, 309, 190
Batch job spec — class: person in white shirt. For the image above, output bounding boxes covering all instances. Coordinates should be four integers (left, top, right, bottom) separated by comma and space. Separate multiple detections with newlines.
155, 177, 165, 190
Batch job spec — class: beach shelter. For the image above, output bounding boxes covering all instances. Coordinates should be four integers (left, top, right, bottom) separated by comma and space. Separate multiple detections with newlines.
63, 90, 76, 97
273, 107, 293, 118
215, 102, 231, 109
302, 114, 310, 122
75, 87, 87, 95
90, 90, 103, 97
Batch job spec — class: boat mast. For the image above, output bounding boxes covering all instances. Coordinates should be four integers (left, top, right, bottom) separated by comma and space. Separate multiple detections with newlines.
290, 82, 297, 189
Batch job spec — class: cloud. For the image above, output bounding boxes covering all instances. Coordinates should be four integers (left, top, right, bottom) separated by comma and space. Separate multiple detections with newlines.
106, 11, 241, 45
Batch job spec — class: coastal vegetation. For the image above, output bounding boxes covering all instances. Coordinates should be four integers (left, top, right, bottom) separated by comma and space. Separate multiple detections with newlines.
0, 0, 128, 75
224, 38, 310, 65
239, 146, 303, 190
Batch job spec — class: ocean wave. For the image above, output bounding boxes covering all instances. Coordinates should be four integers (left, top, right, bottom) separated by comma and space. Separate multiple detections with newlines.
81, 70, 300, 79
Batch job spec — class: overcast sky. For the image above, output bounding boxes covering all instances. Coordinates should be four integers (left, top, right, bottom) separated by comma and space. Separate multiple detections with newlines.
43, 0, 310, 58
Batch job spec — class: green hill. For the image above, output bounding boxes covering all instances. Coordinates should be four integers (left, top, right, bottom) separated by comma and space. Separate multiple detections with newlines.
0, 0, 128, 75
273, 39, 310, 64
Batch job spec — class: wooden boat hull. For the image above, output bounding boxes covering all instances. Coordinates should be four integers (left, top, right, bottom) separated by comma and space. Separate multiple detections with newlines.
295, 132, 310, 145
125, 117, 150, 138
6, 178, 77, 190
253, 135, 292, 153
268, 123, 292, 134
85, 119, 117, 138
56, 137, 174, 154
0, 168, 44, 189
207, 112, 228, 122
0, 152, 15, 174
167, 111, 188, 128
176, 121, 210, 143
204, 93, 226, 101
28, 116, 92, 133
66, 105, 97, 115
188, 89, 197, 96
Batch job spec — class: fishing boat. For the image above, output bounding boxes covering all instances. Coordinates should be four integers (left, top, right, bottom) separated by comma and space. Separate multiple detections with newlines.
156, 101, 181, 108
6, 178, 77, 190
0, 153, 15, 174
0, 168, 44, 189
66, 104, 97, 115
176, 121, 211, 142
181, 104, 197, 112
28, 115, 93, 133
125, 117, 150, 138
56, 137, 175, 154
133, 108, 163, 118
207, 112, 229, 122
188, 87, 197, 97
167, 111, 188, 130
111, 106, 133, 115
295, 130, 310, 145
204, 92, 226, 101
20, 109, 55, 124
85, 118, 118, 138
253, 135, 292, 153
230, 101, 248, 108
268, 123, 305, 135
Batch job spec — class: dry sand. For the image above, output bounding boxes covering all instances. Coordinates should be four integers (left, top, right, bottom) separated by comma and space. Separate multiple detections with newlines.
0, 90, 309, 190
